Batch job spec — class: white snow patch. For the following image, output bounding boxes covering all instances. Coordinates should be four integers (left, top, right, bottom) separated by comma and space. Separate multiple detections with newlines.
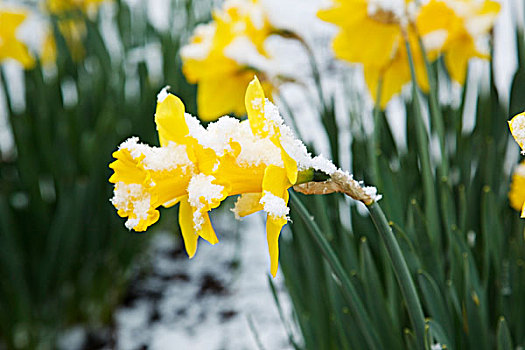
422, 29, 449, 51
187, 174, 224, 231
180, 22, 216, 60
260, 191, 290, 218
156, 86, 170, 103
111, 182, 152, 230
367, 0, 406, 21
118, 137, 192, 171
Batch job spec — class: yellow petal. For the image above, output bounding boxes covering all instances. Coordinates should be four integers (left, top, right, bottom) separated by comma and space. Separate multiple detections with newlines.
155, 94, 188, 147
179, 196, 199, 258
331, 18, 400, 68
214, 143, 265, 195
443, 36, 474, 85
509, 161, 525, 212
317, 0, 366, 27
262, 165, 291, 198
198, 72, 252, 121
266, 214, 287, 277
197, 211, 219, 245
245, 75, 268, 137
280, 144, 298, 185
109, 149, 148, 184
233, 193, 263, 217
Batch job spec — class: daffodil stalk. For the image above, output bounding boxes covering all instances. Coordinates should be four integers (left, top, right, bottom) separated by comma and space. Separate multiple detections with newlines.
403, 29, 442, 251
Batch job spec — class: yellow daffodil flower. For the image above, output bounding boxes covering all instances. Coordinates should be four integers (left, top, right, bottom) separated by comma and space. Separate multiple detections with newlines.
42, 0, 108, 64
109, 75, 365, 277
46, 0, 107, 16
0, 9, 35, 68
417, 0, 500, 84
109, 92, 227, 257
509, 161, 525, 217
318, 0, 428, 108
181, 0, 274, 121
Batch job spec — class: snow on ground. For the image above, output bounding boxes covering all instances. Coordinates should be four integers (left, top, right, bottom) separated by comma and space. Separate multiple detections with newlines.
113, 211, 296, 350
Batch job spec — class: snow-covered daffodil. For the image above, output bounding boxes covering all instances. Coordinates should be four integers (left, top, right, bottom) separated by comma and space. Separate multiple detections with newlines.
109, 91, 226, 257
0, 9, 35, 68
110, 76, 379, 276
417, 0, 500, 84
181, 0, 275, 121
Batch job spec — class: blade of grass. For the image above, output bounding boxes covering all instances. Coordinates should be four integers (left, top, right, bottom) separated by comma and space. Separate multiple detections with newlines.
290, 192, 384, 350
367, 202, 426, 349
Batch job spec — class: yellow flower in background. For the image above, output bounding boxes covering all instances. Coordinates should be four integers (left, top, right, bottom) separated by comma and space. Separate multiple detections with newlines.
109, 76, 345, 276
417, 0, 500, 84
46, 0, 107, 16
318, 0, 428, 108
0, 9, 35, 68
42, 0, 108, 63
318, 0, 500, 107
509, 161, 525, 217
181, 0, 275, 121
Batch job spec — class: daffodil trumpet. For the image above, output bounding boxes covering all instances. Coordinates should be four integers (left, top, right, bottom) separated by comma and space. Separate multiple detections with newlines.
109, 76, 380, 277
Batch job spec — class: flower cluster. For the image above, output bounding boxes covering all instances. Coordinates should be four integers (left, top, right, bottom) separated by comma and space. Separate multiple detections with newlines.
318, 0, 500, 107
0, 8, 35, 68
180, 0, 276, 121
109, 76, 363, 276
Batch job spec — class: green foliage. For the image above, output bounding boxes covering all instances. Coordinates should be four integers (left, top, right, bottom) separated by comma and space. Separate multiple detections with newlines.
279, 22, 525, 350
0, 0, 204, 348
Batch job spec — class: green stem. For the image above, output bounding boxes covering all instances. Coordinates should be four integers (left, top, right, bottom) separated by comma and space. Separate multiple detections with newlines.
404, 36, 442, 252
367, 202, 427, 350
290, 192, 384, 350
369, 79, 383, 185
416, 35, 448, 177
